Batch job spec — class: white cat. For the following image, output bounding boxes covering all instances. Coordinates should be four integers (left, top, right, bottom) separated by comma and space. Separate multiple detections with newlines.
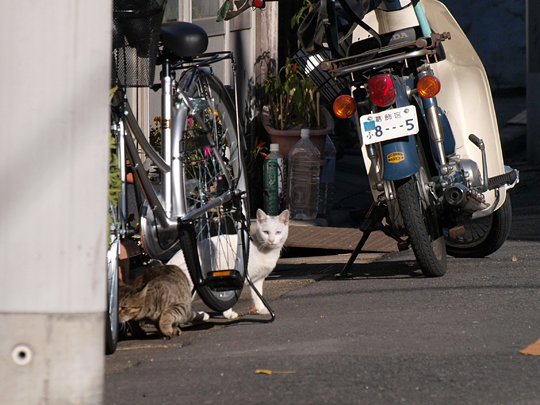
167, 209, 289, 319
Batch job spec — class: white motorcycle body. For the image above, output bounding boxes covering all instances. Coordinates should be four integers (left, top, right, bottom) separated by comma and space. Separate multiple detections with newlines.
356, 0, 508, 216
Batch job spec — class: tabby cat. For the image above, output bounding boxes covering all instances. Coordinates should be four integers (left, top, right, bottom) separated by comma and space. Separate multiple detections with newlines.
118, 264, 209, 339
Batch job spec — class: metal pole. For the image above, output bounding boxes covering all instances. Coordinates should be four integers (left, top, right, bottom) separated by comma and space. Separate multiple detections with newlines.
527, 0, 540, 165
0, 1, 111, 403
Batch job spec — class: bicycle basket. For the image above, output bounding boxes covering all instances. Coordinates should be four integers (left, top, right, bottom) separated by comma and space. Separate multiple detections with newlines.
112, 0, 167, 87
292, 48, 350, 104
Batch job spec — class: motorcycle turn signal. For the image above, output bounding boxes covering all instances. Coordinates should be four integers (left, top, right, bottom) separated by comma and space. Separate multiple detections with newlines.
417, 74, 441, 98
333, 95, 357, 119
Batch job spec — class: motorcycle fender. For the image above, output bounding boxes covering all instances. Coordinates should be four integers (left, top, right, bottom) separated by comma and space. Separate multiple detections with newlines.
422, 0, 507, 211
382, 136, 420, 180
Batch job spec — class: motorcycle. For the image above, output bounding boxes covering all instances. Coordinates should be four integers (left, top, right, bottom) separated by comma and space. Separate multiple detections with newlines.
299, 0, 519, 277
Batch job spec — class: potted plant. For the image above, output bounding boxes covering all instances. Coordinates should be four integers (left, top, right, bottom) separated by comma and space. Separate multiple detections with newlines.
261, 58, 333, 159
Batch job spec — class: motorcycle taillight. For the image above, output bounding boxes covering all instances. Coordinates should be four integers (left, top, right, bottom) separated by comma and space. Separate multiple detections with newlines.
368, 74, 397, 108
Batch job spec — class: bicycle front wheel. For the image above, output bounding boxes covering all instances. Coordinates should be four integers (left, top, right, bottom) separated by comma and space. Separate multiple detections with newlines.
178, 72, 250, 312
105, 232, 120, 354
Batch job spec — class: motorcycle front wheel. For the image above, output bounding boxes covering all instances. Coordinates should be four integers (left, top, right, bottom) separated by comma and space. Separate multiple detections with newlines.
446, 195, 512, 258
396, 176, 447, 277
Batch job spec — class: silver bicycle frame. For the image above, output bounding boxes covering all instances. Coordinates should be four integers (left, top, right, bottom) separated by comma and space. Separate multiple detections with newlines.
120, 54, 242, 241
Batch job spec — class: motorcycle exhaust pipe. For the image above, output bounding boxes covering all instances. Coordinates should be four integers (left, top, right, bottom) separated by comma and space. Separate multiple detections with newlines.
444, 183, 488, 212
444, 183, 467, 206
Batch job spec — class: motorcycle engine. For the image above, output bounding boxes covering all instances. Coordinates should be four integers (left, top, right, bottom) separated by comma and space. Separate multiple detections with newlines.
441, 157, 488, 214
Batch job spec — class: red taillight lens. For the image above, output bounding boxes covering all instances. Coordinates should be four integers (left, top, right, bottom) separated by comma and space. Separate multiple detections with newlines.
368, 74, 397, 108
252, 0, 265, 8
417, 74, 441, 98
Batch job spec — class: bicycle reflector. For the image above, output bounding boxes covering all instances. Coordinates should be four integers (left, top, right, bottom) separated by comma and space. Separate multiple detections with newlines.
368, 74, 397, 108
417, 74, 441, 98
252, 0, 265, 8
333, 95, 357, 119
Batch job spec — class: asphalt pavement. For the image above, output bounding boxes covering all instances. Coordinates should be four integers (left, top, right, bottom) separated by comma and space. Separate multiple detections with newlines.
105, 90, 540, 404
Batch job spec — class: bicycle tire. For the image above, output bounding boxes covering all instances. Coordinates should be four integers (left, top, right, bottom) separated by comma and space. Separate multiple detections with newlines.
106, 118, 122, 355
446, 195, 512, 258
178, 71, 250, 312
105, 230, 120, 355
396, 176, 447, 277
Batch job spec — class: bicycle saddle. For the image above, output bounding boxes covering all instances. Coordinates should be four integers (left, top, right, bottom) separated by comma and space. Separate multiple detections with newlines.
160, 22, 208, 58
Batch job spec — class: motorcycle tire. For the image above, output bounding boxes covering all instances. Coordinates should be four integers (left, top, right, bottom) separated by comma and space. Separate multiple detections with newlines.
396, 176, 447, 277
446, 195, 512, 258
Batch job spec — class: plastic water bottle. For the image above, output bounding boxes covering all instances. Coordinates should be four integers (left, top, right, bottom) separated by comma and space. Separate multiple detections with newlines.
319, 135, 336, 217
287, 129, 320, 220
263, 143, 284, 215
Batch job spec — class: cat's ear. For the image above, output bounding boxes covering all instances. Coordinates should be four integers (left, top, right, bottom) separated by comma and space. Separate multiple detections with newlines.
256, 209, 267, 223
136, 284, 149, 299
279, 209, 290, 224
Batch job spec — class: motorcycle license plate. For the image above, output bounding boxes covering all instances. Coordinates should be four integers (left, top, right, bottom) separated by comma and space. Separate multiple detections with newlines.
360, 105, 419, 145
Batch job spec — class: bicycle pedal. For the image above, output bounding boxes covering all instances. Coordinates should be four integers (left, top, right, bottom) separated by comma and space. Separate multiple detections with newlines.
205, 270, 243, 291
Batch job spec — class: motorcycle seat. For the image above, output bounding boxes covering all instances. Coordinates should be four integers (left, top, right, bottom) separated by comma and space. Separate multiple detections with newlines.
348, 26, 422, 58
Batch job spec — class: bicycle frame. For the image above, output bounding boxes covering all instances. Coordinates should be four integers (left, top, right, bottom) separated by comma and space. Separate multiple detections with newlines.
114, 51, 243, 244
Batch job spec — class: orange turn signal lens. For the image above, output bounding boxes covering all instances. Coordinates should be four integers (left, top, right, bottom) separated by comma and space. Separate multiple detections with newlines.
417, 75, 441, 98
333, 95, 357, 119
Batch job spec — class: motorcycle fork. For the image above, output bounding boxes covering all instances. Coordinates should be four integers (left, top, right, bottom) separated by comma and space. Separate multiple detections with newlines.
417, 69, 449, 176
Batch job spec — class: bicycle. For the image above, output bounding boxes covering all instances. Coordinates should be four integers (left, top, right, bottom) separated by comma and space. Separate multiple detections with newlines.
106, 0, 251, 354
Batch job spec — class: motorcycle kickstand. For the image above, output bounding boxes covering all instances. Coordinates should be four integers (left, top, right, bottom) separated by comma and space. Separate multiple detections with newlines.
337, 201, 408, 278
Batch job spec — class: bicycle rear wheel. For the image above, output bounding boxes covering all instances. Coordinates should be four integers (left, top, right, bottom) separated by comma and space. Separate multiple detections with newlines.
178, 71, 250, 312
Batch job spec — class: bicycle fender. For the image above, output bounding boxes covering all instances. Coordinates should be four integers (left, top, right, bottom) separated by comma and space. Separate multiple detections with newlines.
382, 135, 420, 180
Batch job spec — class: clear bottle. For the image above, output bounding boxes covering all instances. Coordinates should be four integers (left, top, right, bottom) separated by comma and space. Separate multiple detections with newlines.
287, 129, 320, 220
263, 143, 284, 215
319, 135, 336, 217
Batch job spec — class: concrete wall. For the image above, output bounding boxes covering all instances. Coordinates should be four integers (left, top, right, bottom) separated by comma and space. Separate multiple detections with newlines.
0, 0, 110, 402
440, 0, 525, 90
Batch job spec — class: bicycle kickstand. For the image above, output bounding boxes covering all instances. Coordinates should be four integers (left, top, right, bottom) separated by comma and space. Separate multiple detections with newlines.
244, 273, 276, 323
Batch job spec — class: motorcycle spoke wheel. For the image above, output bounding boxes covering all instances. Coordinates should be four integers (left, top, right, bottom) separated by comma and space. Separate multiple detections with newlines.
396, 176, 447, 277
446, 195, 512, 258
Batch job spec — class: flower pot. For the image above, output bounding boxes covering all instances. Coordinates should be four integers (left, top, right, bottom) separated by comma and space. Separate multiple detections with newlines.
262, 107, 334, 159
